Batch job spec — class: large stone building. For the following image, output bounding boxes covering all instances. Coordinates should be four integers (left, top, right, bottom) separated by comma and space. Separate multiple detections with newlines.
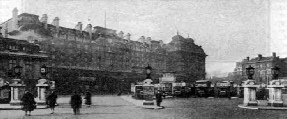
0, 26, 48, 96
0, 8, 206, 94
232, 53, 287, 85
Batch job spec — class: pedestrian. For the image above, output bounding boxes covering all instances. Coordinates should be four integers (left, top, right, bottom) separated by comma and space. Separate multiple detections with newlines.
70, 91, 82, 115
84, 91, 92, 107
155, 90, 163, 107
20, 91, 36, 116
46, 91, 58, 114
227, 86, 231, 100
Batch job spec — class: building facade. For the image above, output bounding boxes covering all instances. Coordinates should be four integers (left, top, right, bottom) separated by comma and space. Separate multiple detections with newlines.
233, 53, 287, 85
0, 26, 48, 95
1, 9, 206, 94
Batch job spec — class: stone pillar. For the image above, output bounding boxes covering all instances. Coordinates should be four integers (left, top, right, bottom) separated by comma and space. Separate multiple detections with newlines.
267, 80, 284, 107
143, 79, 155, 105
9, 79, 26, 105
36, 79, 49, 105
243, 80, 259, 106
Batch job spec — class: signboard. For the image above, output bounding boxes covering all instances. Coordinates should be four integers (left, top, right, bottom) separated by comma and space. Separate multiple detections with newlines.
143, 85, 154, 100
160, 73, 176, 82
0, 89, 9, 98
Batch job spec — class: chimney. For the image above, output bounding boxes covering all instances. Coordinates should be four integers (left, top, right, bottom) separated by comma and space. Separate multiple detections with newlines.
75, 22, 83, 31
258, 54, 262, 60
12, 7, 18, 31
52, 17, 60, 29
118, 31, 124, 38
273, 52, 276, 58
40, 14, 48, 29
84, 24, 92, 39
246, 57, 249, 61
125, 33, 131, 40
138, 36, 145, 42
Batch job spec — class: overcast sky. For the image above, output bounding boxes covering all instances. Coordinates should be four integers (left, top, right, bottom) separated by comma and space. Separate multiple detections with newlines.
1, 0, 279, 77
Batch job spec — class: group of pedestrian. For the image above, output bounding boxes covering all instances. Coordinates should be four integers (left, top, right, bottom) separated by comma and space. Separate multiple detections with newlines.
20, 90, 92, 116
20, 90, 163, 116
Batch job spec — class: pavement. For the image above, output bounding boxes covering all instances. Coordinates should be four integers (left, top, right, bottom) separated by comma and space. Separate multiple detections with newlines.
238, 100, 287, 110
0, 95, 163, 110
120, 95, 164, 109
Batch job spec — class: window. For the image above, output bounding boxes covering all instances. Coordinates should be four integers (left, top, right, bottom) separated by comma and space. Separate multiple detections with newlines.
8, 59, 17, 70
25, 60, 33, 71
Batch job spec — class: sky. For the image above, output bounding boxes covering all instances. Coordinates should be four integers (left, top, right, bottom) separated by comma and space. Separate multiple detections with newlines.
1, 0, 284, 77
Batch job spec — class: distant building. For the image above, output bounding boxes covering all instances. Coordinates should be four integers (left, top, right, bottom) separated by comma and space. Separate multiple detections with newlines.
233, 53, 287, 84
0, 9, 206, 94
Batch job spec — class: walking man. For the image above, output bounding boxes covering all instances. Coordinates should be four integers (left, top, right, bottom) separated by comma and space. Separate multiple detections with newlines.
84, 91, 92, 107
46, 91, 58, 114
21, 91, 36, 116
155, 90, 163, 107
70, 91, 82, 115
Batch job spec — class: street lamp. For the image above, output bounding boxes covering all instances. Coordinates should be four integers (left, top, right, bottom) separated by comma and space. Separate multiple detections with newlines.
271, 66, 280, 80
40, 64, 48, 78
145, 64, 152, 79
14, 65, 23, 79
246, 65, 255, 80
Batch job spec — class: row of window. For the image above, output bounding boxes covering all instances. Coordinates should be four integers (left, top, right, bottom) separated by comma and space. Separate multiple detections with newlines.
54, 37, 168, 54
0, 42, 39, 54
0, 59, 34, 71
245, 63, 272, 69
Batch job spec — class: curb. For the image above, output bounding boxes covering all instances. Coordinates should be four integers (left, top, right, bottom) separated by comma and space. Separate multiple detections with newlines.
238, 104, 258, 110
0, 106, 47, 110
238, 104, 287, 110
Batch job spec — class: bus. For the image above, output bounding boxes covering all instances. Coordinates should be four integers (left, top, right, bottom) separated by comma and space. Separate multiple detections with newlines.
216, 81, 237, 98
131, 85, 144, 99
195, 80, 212, 97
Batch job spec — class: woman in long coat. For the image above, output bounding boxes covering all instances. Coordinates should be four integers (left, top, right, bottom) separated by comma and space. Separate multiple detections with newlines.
70, 91, 82, 115
21, 91, 36, 116
46, 91, 58, 114
155, 90, 163, 107
84, 91, 92, 107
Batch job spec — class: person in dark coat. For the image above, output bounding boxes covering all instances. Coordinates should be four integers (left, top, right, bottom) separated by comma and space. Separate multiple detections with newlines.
46, 91, 58, 114
84, 91, 92, 107
227, 86, 231, 100
70, 91, 82, 115
155, 90, 163, 107
21, 91, 36, 116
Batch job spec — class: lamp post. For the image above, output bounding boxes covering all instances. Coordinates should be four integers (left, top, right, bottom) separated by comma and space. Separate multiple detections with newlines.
36, 64, 49, 105
40, 64, 48, 78
246, 65, 255, 80
267, 66, 284, 107
242, 65, 259, 106
271, 66, 280, 80
145, 64, 152, 80
142, 64, 155, 106
10, 65, 25, 105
